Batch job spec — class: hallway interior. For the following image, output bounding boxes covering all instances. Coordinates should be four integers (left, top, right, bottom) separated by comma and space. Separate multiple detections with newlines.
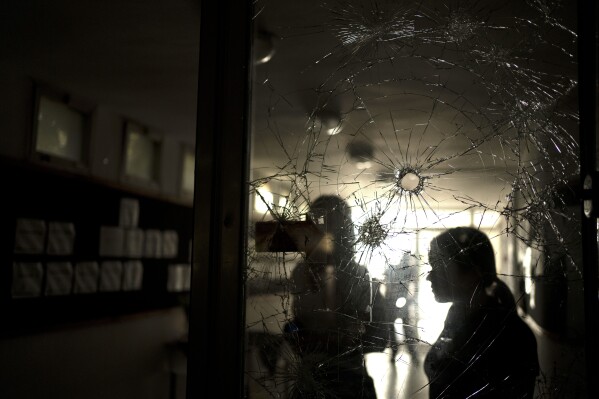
365, 344, 430, 399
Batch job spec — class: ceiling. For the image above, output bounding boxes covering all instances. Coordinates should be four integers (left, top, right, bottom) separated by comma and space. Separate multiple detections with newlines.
2, 0, 580, 214
249, 0, 579, 213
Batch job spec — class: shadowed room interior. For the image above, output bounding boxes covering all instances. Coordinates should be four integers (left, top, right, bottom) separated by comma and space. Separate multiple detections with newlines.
0, 0, 597, 398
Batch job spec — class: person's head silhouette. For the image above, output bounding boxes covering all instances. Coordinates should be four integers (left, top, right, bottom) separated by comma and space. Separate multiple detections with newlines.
305, 195, 355, 267
427, 227, 503, 304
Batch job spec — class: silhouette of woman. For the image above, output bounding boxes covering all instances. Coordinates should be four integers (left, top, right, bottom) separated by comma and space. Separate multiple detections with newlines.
424, 227, 539, 398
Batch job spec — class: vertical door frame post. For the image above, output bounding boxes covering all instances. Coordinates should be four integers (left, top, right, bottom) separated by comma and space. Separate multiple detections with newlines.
186, 0, 253, 397
578, 0, 598, 395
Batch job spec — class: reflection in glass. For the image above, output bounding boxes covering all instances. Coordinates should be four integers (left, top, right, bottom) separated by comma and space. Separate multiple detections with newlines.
245, 1, 583, 398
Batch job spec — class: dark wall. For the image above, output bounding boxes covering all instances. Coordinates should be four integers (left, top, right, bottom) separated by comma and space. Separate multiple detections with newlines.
0, 307, 188, 399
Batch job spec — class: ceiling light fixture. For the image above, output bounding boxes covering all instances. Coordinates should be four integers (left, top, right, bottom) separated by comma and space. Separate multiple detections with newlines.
254, 31, 276, 65
316, 110, 342, 135
346, 140, 374, 169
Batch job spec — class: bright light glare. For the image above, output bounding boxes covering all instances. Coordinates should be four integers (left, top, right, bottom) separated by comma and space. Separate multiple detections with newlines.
402, 209, 472, 228
326, 126, 341, 135
473, 210, 502, 228
396, 297, 407, 308
366, 251, 387, 280
254, 189, 273, 213
400, 172, 420, 191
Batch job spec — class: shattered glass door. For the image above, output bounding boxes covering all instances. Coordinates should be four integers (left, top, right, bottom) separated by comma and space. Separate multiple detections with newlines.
244, 0, 585, 397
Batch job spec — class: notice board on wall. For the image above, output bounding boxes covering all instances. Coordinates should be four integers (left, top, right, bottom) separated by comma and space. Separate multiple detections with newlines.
0, 158, 193, 336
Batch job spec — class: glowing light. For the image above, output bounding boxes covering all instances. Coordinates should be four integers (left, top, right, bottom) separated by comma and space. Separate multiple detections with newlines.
317, 111, 342, 135
523, 247, 533, 295
400, 172, 420, 191
278, 195, 288, 208
254, 189, 273, 213
57, 129, 68, 147
326, 126, 341, 136
396, 297, 406, 308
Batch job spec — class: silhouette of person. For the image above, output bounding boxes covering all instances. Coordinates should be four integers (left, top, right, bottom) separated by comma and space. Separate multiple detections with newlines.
368, 274, 398, 357
285, 195, 377, 398
391, 253, 420, 363
424, 227, 539, 398
368, 254, 419, 364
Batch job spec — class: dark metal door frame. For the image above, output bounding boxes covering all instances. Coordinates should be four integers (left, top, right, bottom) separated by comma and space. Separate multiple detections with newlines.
186, 0, 252, 397
578, 1, 598, 396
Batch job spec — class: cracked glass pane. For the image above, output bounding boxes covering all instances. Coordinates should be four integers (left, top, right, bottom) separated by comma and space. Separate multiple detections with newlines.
245, 0, 584, 398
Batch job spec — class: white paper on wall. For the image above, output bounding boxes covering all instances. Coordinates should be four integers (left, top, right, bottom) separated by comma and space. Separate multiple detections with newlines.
119, 197, 140, 228
11, 262, 44, 298
99, 261, 123, 292
124, 228, 144, 258
182, 264, 191, 291
99, 226, 124, 257
73, 261, 99, 294
122, 260, 143, 291
167, 264, 191, 292
47, 222, 76, 255
45, 261, 74, 296
14, 218, 46, 254
167, 264, 182, 292
162, 230, 179, 258
143, 229, 162, 258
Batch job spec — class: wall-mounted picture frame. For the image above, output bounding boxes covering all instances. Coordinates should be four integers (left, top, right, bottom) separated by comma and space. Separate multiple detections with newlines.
121, 119, 162, 190
30, 83, 93, 172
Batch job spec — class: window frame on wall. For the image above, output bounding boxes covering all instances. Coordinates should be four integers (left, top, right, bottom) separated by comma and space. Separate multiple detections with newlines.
120, 119, 162, 190
30, 84, 93, 172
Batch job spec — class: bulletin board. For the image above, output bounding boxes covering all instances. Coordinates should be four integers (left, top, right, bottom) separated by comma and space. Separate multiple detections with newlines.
0, 157, 193, 336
